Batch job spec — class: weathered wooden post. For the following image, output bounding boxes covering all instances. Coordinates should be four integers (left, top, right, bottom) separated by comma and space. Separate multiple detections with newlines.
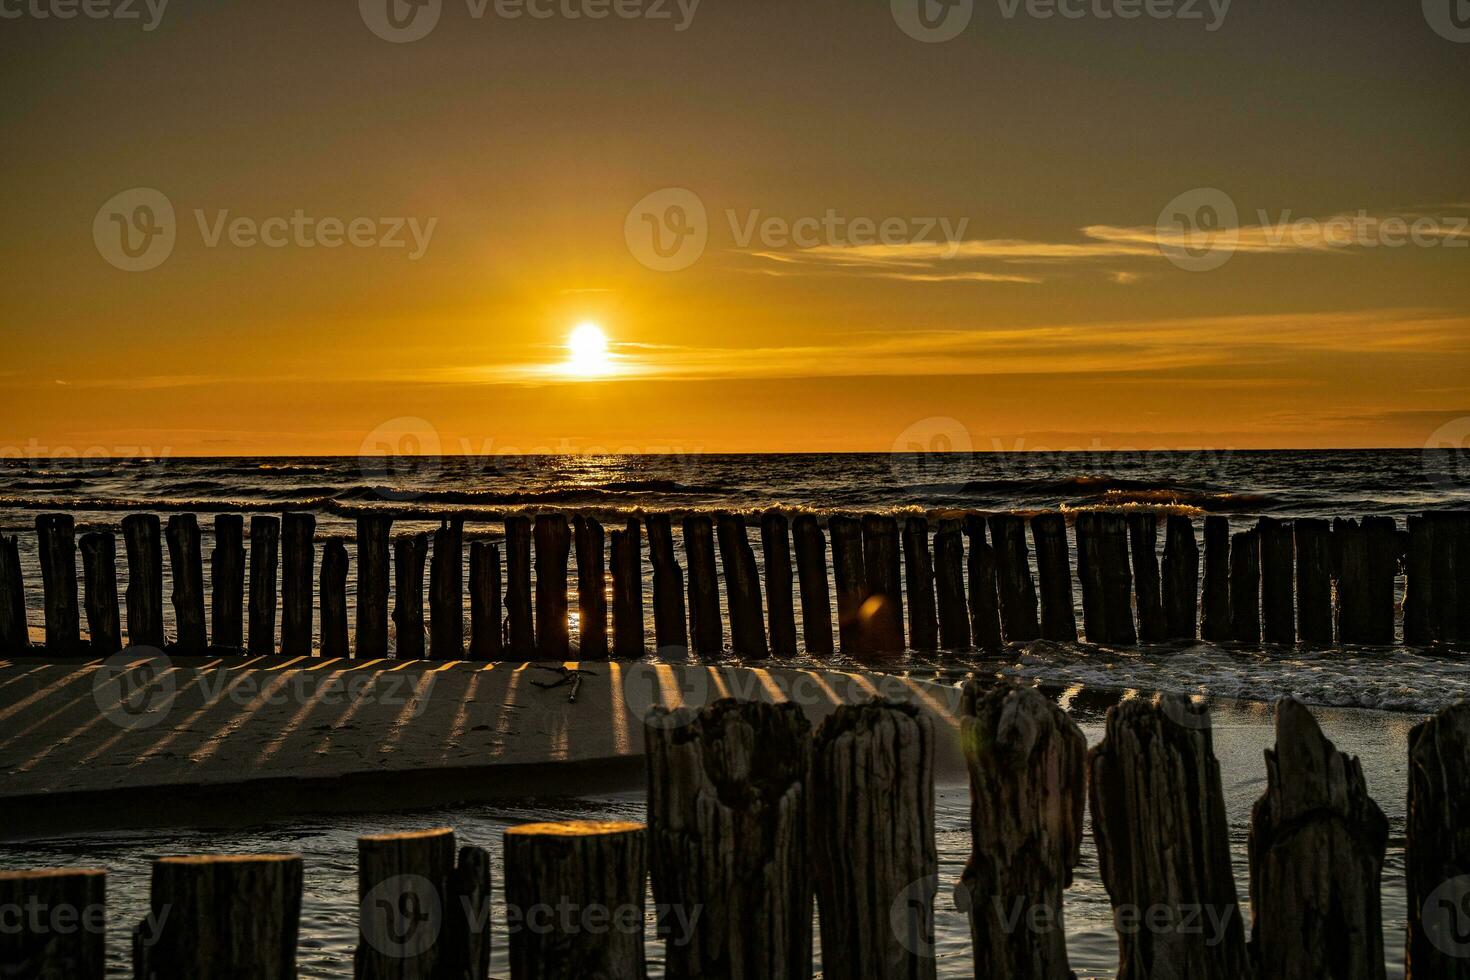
430, 519, 464, 660
504, 821, 646, 980
573, 516, 608, 659
961, 682, 1086, 979
280, 512, 316, 657
1405, 514, 1434, 646
830, 515, 868, 656
166, 515, 207, 655
1162, 514, 1199, 640
965, 515, 1004, 649
79, 531, 122, 655
1089, 696, 1249, 978
645, 699, 812, 979
1075, 512, 1136, 646
861, 514, 905, 654
1200, 515, 1231, 642
934, 520, 970, 650
682, 514, 722, 655
1429, 512, 1470, 644
901, 516, 939, 653
355, 514, 392, 659
248, 515, 280, 656
1295, 517, 1333, 645
988, 514, 1041, 642
122, 513, 166, 649
533, 514, 571, 659
646, 513, 689, 653
320, 538, 349, 659
212, 514, 246, 650
504, 516, 535, 657
1365, 515, 1399, 643
1228, 529, 1260, 644
1128, 513, 1166, 643
35, 514, 79, 655
610, 519, 644, 658
762, 512, 799, 656
0, 535, 28, 654
1030, 513, 1077, 643
355, 828, 492, 980
718, 512, 768, 658
1406, 702, 1470, 978
792, 514, 834, 657
393, 532, 429, 659
1256, 517, 1295, 644
0, 868, 106, 979
133, 855, 302, 980
1334, 517, 1398, 645
469, 541, 503, 661
812, 701, 936, 980
1249, 698, 1388, 980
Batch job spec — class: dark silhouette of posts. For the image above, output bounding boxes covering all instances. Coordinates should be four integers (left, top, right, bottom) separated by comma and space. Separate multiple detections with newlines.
1200, 516, 1231, 642
504, 517, 534, 658
965, 515, 1003, 649
1076, 512, 1136, 646
1127, 513, 1166, 643
0, 868, 106, 980
1257, 517, 1295, 644
470, 541, 503, 661
393, 532, 428, 659
934, 520, 970, 650
0, 536, 28, 654
1228, 530, 1261, 643
319, 538, 349, 659
122, 514, 165, 649
430, 519, 464, 660
79, 532, 122, 655
682, 514, 722, 656
574, 516, 608, 659
1333, 517, 1397, 644
861, 514, 904, 654
212, 515, 246, 650
1030, 513, 1077, 642
829, 516, 867, 656
610, 519, 644, 658
166, 515, 207, 655
1404, 514, 1434, 646
646, 514, 688, 653
1295, 517, 1333, 645
1162, 515, 1199, 640
761, 512, 798, 656
534, 514, 571, 659
36, 514, 79, 655
988, 514, 1040, 642
248, 516, 280, 656
791, 515, 834, 657
280, 512, 316, 657
717, 513, 767, 658
355, 515, 392, 659
902, 516, 938, 653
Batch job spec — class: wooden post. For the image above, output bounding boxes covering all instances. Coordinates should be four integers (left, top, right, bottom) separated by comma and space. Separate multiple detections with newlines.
861, 514, 904, 654
1295, 517, 1333, 645
166, 515, 207, 655
1030, 513, 1077, 643
122, 513, 165, 649
573, 516, 608, 660
960, 682, 1086, 979
812, 701, 936, 980
645, 699, 812, 979
1228, 529, 1260, 644
79, 532, 122, 655
1406, 702, 1470, 978
1249, 698, 1388, 980
133, 855, 302, 980
1334, 517, 1397, 645
355, 515, 392, 659
791, 514, 834, 657
0, 535, 28, 654
934, 520, 970, 650
1075, 512, 1136, 646
469, 542, 503, 661
964, 515, 1003, 649
1365, 515, 1399, 644
280, 512, 316, 657
355, 828, 492, 980
1088, 696, 1249, 979
1404, 514, 1434, 646
761, 512, 799, 656
212, 515, 245, 650
504, 516, 535, 657
646, 513, 688, 653
1127, 513, 1166, 643
829, 515, 867, 656
504, 821, 646, 980
1162, 515, 1199, 640
430, 519, 464, 660
0, 869, 106, 980
393, 532, 429, 659
36, 514, 80, 655
682, 514, 722, 656
533, 514, 571, 659
717, 513, 767, 657
610, 519, 644, 658
988, 514, 1041, 642
1257, 517, 1295, 644
902, 516, 938, 653
1429, 512, 1470, 645
1200, 515, 1231, 642
248, 516, 280, 656
320, 538, 349, 659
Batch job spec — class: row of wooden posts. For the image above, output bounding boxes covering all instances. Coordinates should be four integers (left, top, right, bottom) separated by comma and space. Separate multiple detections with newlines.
4, 691, 1467, 979
0, 508, 1466, 661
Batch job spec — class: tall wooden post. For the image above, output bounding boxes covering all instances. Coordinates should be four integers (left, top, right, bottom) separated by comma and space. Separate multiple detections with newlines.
791, 514, 834, 657
212, 515, 246, 650
1075, 512, 1136, 646
504, 516, 535, 657
355, 514, 392, 659
610, 519, 644, 658
646, 513, 688, 653
1228, 529, 1260, 643
122, 513, 165, 649
1162, 515, 1199, 640
1295, 517, 1333, 645
829, 515, 867, 656
393, 532, 429, 659
534, 514, 571, 659
574, 516, 608, 659
320, 538, 349, 659
861, 514, 904, 654
430, 519, 464, 660
1030, 513, 1077, 643
988, 514, 1041, 642
1406, 702, 1470, 978
0, 535, 28, 654
965, 515, 1003, 649
1127, 513, 1166, 643
469, 541, 503, 661
0, 868, 106, 980
280, 512, 316, 657
934, 520, 970, 649
36, 514, 80, 655
682, 514, 722, 656
248, 516, 280, 656
717, 513, 767, 657
761, 512, 799, 656
1200, 516, 1231, 642
1404, 514, 1434, 646
1257, 517, 1295, 644
902, 516, 939, 653
79, 531, 122, 655
166, 515, 207, 655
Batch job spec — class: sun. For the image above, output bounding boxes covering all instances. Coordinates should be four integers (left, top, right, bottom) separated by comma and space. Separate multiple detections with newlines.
567, 321, 611, 377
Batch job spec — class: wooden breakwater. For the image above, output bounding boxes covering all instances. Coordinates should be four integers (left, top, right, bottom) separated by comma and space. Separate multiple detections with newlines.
0, 508, 1466, 660
4, 695, 1467, 979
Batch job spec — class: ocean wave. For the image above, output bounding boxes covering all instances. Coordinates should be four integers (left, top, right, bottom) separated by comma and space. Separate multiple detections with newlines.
4, 479, 86, 491
333, 482, 721, 505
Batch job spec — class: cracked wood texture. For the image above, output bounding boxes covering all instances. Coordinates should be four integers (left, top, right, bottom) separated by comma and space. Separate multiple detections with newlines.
645, 699, 813, 980
961, 682, 1085, 980
1407, 702, 1470, 979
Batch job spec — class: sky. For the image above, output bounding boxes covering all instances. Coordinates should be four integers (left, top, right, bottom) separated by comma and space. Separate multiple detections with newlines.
2, 0, 1468, 456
